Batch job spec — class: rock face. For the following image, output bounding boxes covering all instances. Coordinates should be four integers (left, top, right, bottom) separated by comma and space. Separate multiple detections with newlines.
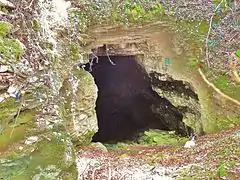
149, 72, 203, 134
86, 24, 240, 136
0, 0, 87, 178
60, 68, 98, 145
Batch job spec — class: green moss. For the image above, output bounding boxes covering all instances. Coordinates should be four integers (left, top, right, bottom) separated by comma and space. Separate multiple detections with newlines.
0, 21, 12, 36
70, 43, 80, 60
0, 139, 77, 179
177, 164, 217, 179
9, 109, 36, 127
217, 161, 240, 178
32, 18, 40, 31
212, 75, 240, 101
0, 140, 77, 179
146, 152, 166, 165
215, 116, 240, 131
213, 0, 227, 8
0, 109, 35, 152
0, 38, 23, 61
28, 139, 77, 178
137, 129, 187, 146
235, 50, 240, 57
30, 140, 66, 168
60, 164, 78, 180
74, 130, 96, 146
198, 21, 209, 35
0, 22, 23, 62
187, 57, 199, 68
0, 98, 19, 124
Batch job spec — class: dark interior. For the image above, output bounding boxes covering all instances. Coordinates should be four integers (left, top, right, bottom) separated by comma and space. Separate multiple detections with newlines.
88, 55, 191, 143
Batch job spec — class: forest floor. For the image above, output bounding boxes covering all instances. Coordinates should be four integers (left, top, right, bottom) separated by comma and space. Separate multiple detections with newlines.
77, 126, 240, 180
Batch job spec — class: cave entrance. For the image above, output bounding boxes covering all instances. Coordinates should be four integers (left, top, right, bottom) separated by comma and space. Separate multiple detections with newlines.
90, 55, 190, 143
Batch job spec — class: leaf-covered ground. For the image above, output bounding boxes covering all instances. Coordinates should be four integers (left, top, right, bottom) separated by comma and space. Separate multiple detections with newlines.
77, 126, 240, 179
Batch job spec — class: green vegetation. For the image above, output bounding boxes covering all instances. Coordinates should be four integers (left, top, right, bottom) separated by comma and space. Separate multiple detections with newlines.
103, 129, 188, 151
137, 129, 187, 146
70, 0, 165, 31
215, 116, 240, 131
187, 57, 199, 68
0, 139, 77, 179
75, 130, 96, 146
122, 1, 164, 22
9, 110, 36, 127
0, 21, 12, 36
0, 98, 19, 124
70, 43, 80, 60
235, 50, 240, 57
212, 75, 240, 101
32, 18, 40, 31
0, 21, 23, 62
0, 110, 35, 151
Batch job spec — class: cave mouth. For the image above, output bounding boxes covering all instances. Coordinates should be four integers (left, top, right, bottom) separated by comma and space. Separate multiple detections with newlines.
90, 55, 192, 143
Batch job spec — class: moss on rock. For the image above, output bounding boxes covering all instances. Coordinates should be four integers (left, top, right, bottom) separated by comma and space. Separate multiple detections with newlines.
0, 138, 77, 179
137, 129, 188, 146
0, 21, 24, 62
0, 97, 19, 124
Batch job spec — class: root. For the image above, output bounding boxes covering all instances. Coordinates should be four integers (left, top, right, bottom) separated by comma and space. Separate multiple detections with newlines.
105, 44, 116, 66
198, 68, 240, 106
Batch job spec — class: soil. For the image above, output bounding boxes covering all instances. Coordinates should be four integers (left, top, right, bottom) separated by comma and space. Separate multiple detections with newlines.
77, 126, 240, 179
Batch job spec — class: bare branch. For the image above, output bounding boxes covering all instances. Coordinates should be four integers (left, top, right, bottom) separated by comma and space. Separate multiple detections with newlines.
105, 44, 116, 66
205, 0, 224, 68
107, 162, 112, 180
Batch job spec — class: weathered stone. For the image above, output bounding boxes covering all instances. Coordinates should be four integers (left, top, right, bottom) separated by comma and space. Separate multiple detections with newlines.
150, 72, 203, 134
91, 142, 108, 152
25, 136, 39, 145
0, 65, 9, 72
60, 68, 98, 145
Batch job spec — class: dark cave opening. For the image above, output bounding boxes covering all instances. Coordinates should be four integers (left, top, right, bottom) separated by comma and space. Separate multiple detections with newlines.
89, 55, 192, 143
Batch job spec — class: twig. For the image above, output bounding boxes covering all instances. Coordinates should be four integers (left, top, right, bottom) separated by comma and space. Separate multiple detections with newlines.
10, 99, 23, 138
92, 167, 97, 180
119, 173, 128, 180
205, 0, 224, 68
89, 56, 94, 72
92, 53, 99, 63
88, 53, 99, 72
105, 44, 116, 66
25, 0, 35, 10
198, 68, 240, 106
228, 32, 239, 42
108, 162, 111, 180
79, 162, 90, 179
91, 164, 101, 180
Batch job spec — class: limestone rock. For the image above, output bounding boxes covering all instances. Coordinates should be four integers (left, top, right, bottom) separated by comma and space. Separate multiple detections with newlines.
60, 68, 98, 145
91, 142, 108, 152
0, 65, 9, 72
25, 136, 39, 145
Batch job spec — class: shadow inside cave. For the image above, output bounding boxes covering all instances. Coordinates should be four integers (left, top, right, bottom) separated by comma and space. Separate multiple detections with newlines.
88, 55, 192, 143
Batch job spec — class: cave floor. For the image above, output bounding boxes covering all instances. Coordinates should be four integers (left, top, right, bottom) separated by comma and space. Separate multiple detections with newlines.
78, 126, 240, 179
